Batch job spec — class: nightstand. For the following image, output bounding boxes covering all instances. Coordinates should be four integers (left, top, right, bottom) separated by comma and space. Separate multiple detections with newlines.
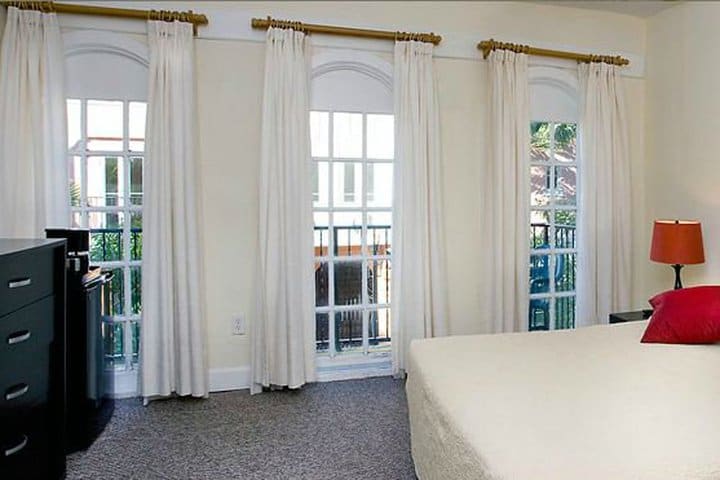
608, 310, 653, 324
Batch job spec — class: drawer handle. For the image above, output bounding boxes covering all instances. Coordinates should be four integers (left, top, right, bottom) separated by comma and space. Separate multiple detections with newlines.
4, 435, 27, 457
7, 330, 31, 345
5, 383, 29, 401
8, 278, 32, 289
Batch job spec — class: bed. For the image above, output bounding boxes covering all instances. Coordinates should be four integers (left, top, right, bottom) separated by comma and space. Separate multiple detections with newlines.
406, 321, 720, 480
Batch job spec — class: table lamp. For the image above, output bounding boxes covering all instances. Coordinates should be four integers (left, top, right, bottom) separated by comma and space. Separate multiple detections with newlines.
650, 220, 705, 289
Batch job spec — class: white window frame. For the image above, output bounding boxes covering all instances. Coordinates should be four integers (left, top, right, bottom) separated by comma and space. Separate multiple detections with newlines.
312, 109, 393, 363
529, 121, 578, 330
67, 97, 144, 375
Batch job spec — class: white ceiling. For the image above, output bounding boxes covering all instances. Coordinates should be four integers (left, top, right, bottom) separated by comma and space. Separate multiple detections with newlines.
534, 1, 680, 18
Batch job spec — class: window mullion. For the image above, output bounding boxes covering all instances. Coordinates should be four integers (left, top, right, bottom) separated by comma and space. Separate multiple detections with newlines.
327, 112, 336, 358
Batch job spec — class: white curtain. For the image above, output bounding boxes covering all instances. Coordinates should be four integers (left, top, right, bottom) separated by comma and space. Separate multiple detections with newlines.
0, 7, 68, 237
392, 40, 448, 374
141, 20, 207, 401
576, 62, 631, 326
251, 27, 315, 394
481, 50, 530, 333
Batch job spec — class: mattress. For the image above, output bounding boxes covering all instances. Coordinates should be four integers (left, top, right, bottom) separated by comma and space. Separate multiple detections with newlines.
406, 321, 720, 480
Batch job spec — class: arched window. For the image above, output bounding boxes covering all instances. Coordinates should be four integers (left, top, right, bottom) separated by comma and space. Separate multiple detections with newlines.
64, 31, 148, 395
310, 51, 394, 379
528, 66, 579, 332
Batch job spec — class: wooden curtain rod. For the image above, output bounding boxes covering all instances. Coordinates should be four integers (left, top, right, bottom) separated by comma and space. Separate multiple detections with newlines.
478, 38, 630, 66
251, 15, 442, 45
2, 1, 209, 34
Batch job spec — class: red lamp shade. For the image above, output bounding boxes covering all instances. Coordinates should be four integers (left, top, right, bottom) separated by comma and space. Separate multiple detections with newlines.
650, 220, 705, 265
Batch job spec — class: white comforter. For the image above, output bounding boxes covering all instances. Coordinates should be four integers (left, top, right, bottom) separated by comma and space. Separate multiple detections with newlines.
406, 321, 720, 480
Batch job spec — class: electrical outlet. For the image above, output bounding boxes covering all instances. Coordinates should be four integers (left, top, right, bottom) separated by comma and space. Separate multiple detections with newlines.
232, 314, 246, 336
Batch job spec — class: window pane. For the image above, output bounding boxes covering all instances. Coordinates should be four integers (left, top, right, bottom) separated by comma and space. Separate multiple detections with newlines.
131, 266, 142, 314
110, 322, 125, 369
555, 297, 576, 330
131, 321, 140, 366
530, 210, 550, 249
334, 261, 363, 306
368, 259, 391, 305
555, 210, 576, 249
69, 156, 82, 207
530, 122, 551, 162
336, 309, 363, 352
531, 165, 550, 207
129, 102, 146, 152
87, 100, 123, 151
367, 211, 391, 256
89, 212, 124, 262
554, 123, 576, 163
104, 268, 125, 316
333, 112, 362, 158
310, 111, 329, 158
102, 320, 115, 371
130, 157, 143, 206
530, 254, 550, 294
333, 212, 362, 256
366, 114, 394, 159
130, 212, 143, 260
314, 262, 328, 307
369, 308, 391, 350
67, 99, 82, 150
554, 166, 577, 206
367, 163, 393, 208
313, 161, 329, 208
314, 212, 329, 257
71, 212, 83, 228
87, 156, 124, 207
333, 162, 362, 207
315, 313, 329, 352
529, 298, 550, 331
555, 253, 576, 293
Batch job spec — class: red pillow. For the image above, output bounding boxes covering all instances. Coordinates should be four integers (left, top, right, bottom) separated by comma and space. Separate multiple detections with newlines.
641, 286, 720, 344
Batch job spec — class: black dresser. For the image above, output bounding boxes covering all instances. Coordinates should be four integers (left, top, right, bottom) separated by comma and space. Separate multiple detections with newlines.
0, 239, 66, 479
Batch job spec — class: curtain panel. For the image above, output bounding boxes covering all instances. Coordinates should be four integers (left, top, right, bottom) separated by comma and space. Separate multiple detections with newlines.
251, 27, 316, 394
392, 40, 448, 374
481, 50, 531, 333
140, 20, 208, 401
576, 62, 632, 326
0, 6, 68, 237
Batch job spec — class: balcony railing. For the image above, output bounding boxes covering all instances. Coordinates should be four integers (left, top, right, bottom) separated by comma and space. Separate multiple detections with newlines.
314, 225, 392, 352
530, 223, 576, 331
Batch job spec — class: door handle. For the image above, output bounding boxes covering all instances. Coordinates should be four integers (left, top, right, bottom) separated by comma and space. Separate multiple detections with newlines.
5, 383, 29, 401
4, 435, 28, 457
8, 278, 32, 289
7, 330, 31, 345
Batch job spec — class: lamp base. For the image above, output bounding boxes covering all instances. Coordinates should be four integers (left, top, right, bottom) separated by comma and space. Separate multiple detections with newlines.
672, 264, 684, 290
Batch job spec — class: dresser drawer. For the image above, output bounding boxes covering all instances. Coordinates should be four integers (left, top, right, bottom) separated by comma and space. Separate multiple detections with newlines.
0, 247, 54, 318
0, 412, 52, 478
0, 296, 54, 360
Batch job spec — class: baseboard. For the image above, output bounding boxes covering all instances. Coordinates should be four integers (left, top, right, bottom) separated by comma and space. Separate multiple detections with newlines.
209, 366, 251, 392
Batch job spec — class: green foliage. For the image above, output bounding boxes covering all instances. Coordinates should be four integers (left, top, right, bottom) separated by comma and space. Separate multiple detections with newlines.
69, 181, 81, 207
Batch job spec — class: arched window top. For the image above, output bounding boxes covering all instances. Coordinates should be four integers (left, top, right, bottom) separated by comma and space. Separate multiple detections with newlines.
63, 30, 148, 100
529, 65, 578, 124
311, 50, 392, 113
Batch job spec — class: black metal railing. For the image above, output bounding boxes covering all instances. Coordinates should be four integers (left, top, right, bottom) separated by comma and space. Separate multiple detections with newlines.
529, 223, 576, 330
314, 224, 391, 257
314, 225, 392, 351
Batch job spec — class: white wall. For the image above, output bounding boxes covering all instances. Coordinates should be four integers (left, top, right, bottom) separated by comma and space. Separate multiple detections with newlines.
59, 1, 649, 381
645, 2, 720, 295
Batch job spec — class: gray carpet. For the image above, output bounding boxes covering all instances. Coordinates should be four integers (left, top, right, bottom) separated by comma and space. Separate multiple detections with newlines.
67, 376, 416, 479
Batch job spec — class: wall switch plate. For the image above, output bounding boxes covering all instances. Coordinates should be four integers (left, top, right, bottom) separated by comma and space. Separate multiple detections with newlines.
232, 314, 246, 336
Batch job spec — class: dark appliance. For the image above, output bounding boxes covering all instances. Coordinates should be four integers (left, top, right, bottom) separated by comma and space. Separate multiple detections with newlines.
0, 238, 67, 479
46, 228, 114, 453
